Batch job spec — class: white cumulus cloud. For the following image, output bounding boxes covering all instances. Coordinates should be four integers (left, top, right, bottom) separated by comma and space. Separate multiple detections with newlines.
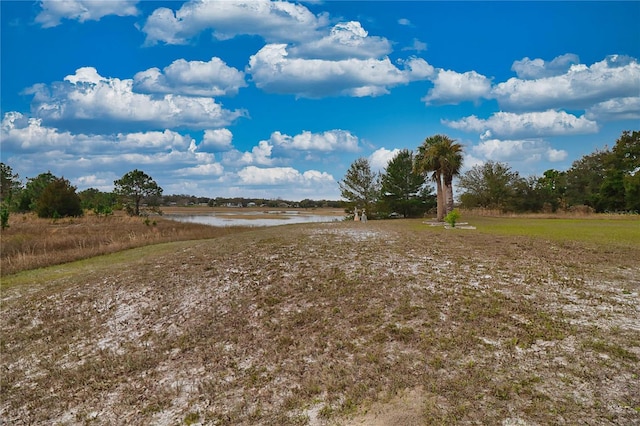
200, 129, 234, 151
142, 0, 327, 45
25, 67, 245, 132
493, 55, 640, 110
74, 173, 115, 191
585, 96, 640, 121
115, 129, 195, 152
546, 148, 568, 162
1, 112, 197, 154
369, 148, 401, 171
511, 53, 580, 79
238, 141, 274, 166
35, 0, 139, 28
133, 57, 246, 97
443, 110, 598, 139
248, 44, 433, 98
288, 21, 392, 60
2, 112, 76, 151
142, 2, 434, 100
423, 69, 492, 105
472, 139, 568, 163
270, 130, 360, 152
237, 165, 333, 186
175, 163, 224, 177
1, 111, 226, 193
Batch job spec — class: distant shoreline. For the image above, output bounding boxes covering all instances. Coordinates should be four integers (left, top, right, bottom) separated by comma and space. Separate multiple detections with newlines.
161, 206, 346, 217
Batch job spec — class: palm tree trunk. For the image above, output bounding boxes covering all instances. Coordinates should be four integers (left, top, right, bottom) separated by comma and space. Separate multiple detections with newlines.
444, 179, 454, 214
435, 173, 445, 221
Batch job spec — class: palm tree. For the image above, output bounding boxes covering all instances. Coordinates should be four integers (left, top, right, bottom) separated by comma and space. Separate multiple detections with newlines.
415, 135, 463, 221
439, 138, 464, 214
415, 135, 445, 220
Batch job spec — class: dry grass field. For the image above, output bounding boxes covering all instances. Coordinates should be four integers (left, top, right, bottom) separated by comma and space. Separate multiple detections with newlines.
1, 213, 639, 425
0, 209, 281, 276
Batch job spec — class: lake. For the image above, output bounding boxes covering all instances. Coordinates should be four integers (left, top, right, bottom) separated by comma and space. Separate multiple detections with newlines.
165, 210, 345, 227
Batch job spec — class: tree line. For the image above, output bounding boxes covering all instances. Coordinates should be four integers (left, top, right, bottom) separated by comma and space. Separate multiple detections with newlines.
0, 166, 343, 229
0, 168, 164, 227
340, 130, 639, 219
458, 130, 639, 213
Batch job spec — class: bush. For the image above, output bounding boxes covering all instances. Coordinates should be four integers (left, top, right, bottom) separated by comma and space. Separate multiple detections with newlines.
35, 178, 83, 218
93, 205, 113, 217
444, 209, 460, 227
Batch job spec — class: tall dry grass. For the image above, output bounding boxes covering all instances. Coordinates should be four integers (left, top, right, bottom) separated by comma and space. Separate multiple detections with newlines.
458, 206, 637, 219
0, 211, 248, 276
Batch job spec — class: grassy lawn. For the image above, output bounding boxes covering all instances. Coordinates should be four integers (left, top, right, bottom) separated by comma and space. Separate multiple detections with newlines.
1, 215, 639, 425
466, 214, 640, 247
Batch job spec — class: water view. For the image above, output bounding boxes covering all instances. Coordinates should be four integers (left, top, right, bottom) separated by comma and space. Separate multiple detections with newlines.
165, 210, 345, 227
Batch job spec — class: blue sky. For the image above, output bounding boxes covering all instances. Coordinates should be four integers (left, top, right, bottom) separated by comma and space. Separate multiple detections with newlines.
1, 1, 639, 201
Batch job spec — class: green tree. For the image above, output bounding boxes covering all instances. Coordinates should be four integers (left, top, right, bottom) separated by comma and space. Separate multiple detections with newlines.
564, 131, 639, 212
18, 171, 57, 212
114, 169, 163, 216
79, 188, 116, 216
1, 163, 22, 210
35, 178, 83, 218
380, 149, 432, 218
600, 130, 640, 212
298, 199, 317, 209
599, 167, 626, 212
415, 137, 444, 220
537, 169, 567, 212
565, 150, 608, 210
512, 176, 544, 213
623, 170, 640, 212
339, 158, 379, 217
458, 161, 520, 211
1, 164, 23, 226
415, 135, 463, 221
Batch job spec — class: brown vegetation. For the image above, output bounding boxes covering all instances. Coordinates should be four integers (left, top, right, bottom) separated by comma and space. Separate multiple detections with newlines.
0, 211, 250, 276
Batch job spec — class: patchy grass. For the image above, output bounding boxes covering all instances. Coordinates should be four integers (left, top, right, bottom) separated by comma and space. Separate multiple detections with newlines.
1, 240, 200, 288
1, 217, 639, 425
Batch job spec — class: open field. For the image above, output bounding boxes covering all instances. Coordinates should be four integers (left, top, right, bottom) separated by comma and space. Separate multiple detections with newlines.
1, 215, 639, 424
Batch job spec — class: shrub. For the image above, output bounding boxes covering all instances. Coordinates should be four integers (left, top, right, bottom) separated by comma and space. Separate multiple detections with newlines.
444, 209, 460, 227
35, 178, 83, 218
93, 205, 113, 217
